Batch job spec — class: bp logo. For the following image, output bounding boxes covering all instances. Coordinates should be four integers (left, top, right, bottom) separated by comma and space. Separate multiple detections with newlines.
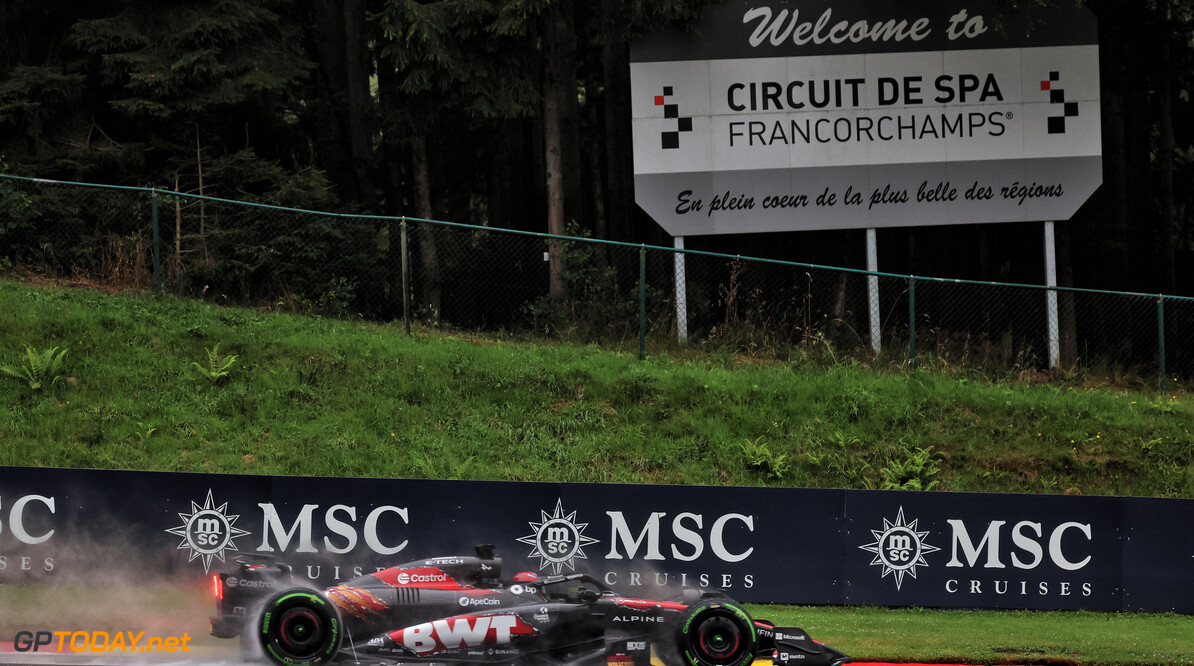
858, 506, 940, 590
165, 489, 250, 573
517, 499, 599, 574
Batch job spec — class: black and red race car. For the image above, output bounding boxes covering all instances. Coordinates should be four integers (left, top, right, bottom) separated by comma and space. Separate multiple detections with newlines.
209, 545, 849, 666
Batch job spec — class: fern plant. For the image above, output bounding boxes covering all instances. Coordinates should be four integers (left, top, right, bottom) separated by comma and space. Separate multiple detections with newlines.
191, 344, 238, 385
1, 345, 68, 390
880, 446, 941, 491
740, 436, 790, 480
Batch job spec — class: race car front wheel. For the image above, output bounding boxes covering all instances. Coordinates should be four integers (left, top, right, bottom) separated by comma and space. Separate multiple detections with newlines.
258, 589, 342, 666
676, 599, 756, 666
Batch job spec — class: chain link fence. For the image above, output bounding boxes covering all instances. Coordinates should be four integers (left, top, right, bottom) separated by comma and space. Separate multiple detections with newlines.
2, 174, 1190, 389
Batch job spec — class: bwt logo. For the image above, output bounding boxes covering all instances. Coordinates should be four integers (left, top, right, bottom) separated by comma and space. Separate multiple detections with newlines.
1041, 71, 1079, 134
654, 86, 693, 149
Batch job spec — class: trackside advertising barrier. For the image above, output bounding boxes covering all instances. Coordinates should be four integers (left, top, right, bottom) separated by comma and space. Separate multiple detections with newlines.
0, 467, 1191, 614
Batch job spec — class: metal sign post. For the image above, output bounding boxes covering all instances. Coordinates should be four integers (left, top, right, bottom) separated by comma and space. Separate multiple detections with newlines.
1045, 221, 1060, 368
867, 228, 881, 356
674, 236, 689, 341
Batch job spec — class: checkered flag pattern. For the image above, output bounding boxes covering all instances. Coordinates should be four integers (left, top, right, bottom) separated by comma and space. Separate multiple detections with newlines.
654, 86, 693, 149
1041, 72, 1080, 134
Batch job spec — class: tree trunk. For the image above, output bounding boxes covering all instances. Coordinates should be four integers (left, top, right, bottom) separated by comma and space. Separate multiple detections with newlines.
602, 31, 634, 241
376, 49, 405, 319
587, 103, 608, 242
542, 1, 573, 305
342, 0, 378, 210
1156, 0, 1177, 295
556, 3, 584, 236
829, 273, 849, 343
411, 134, 442, 320
304, 0, 377, 208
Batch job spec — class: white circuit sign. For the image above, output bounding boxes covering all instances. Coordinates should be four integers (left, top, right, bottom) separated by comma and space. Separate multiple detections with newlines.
630, 1, 1102, 235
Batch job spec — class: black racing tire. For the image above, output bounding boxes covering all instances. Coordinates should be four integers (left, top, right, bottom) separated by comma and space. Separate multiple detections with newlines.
675, 599, 756, 666
257, 589, 342, 666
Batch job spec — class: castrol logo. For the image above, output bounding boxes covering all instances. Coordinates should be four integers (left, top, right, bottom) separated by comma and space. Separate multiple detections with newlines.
396, 571, 450, 585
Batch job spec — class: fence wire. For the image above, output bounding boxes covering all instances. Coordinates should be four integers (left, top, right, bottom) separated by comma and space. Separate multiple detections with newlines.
1, 175, 1190, 388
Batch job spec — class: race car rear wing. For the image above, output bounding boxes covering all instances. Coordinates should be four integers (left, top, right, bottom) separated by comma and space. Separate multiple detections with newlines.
209, 555, 293, 639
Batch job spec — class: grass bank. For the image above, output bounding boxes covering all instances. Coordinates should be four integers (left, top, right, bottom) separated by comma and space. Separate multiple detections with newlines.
1, 279, 1191, 497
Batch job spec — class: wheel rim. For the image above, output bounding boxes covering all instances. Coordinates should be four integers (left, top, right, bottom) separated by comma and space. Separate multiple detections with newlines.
278, 608, 324, 653
694, 615, 744, 664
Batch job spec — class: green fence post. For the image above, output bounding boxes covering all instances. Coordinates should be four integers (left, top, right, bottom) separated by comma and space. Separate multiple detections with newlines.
908, 276, 917, 368
151, 189, 162, 295
1158, 294, 1167, 392
639, 245, 647, 360
401, 219, 411, 336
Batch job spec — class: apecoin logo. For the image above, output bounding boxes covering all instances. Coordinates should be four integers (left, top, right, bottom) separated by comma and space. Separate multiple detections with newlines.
858, 506, 940, 590
516, 499, 598, 574
165, 490, 249, 573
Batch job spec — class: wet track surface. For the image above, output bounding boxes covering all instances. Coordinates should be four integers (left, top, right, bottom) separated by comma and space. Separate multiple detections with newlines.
0, 657, 1015, 666
0, 638, 1015, 666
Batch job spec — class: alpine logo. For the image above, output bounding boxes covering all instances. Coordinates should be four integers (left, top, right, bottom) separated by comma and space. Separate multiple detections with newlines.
165, 489, 250, 573
517, 499, 599, 574
1041, 71, 1079, 134
858, 506, 940, 590
654, 86, 693, 149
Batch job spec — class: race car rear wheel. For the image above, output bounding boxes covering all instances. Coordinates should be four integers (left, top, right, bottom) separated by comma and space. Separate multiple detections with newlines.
676, 599, 756, 666
258, 589, 341, 666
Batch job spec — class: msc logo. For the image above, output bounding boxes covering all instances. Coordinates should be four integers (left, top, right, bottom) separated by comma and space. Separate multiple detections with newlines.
858, 506, 940, 590
165, 490, 250, 573
1041, 71, 1080, 134
517, 499, 599, 574
654, 86, 693, 150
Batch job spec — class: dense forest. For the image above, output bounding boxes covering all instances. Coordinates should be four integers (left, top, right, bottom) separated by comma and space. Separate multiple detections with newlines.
1, 0, 1192, 297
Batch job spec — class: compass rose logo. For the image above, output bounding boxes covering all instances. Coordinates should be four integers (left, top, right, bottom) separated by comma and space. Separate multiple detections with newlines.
858, 506, 940, 590
517, 499, 599, 574
165, 489, 250, 573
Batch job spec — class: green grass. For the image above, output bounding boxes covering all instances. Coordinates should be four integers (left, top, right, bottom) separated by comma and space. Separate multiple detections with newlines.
746, 605, 1194, 665
1, 278, 1193, 665
1, 278, 1191, 497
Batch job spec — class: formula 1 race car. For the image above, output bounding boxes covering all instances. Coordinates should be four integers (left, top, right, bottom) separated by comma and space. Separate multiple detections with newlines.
209, 545, 849, 666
